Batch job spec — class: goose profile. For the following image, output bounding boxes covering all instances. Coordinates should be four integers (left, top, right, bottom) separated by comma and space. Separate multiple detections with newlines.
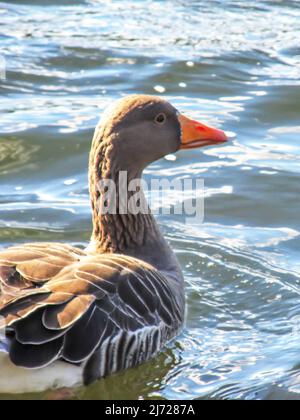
0, 95, 227, 393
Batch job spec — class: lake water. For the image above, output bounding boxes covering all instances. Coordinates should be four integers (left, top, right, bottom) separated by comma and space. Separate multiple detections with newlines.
0, 0, 300, 400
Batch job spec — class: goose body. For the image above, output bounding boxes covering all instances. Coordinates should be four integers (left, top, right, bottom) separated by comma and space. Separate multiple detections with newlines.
0, 95, 227, 393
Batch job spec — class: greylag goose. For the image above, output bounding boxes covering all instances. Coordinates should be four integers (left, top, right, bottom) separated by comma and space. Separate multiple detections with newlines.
0, 95, 227, 393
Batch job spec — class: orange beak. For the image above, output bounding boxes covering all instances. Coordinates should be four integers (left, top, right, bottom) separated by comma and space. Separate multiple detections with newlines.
178, 114, 228, 150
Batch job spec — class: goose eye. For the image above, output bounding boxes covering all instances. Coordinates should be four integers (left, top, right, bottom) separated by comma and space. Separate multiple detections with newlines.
155, 113, 166, 125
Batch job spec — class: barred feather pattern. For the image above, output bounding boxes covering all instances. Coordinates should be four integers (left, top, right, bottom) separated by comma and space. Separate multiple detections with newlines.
0, 243, 184, 385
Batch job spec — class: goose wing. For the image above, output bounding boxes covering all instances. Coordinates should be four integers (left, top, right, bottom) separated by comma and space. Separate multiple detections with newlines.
0, 242, 86, 305
0, 252, 184, 384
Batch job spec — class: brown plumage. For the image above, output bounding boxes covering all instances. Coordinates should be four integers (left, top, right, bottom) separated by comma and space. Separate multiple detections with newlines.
0, 95, 227, 390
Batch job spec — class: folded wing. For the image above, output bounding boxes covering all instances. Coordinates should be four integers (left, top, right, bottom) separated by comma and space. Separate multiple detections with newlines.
0, 247, 184, 383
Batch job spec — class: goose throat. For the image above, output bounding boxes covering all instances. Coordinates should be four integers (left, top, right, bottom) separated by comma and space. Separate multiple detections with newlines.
89, 140, 158, 254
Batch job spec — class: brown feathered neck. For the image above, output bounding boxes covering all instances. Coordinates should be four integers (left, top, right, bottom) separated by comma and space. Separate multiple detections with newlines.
88, 122, 160, 255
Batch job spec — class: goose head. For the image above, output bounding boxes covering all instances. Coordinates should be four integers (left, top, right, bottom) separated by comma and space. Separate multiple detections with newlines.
92, 94, 228, 175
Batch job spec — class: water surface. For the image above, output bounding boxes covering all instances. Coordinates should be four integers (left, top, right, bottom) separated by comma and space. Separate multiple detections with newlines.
0, 0, 300, 400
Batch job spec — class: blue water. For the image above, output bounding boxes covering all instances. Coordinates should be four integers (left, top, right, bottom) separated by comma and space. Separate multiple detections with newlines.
0, 0, 300, 400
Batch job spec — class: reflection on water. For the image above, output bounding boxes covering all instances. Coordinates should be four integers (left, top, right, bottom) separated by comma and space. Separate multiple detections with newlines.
0, 0, 300, 400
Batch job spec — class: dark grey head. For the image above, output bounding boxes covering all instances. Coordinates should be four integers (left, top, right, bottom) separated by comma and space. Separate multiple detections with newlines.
94, 94, 228, 174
